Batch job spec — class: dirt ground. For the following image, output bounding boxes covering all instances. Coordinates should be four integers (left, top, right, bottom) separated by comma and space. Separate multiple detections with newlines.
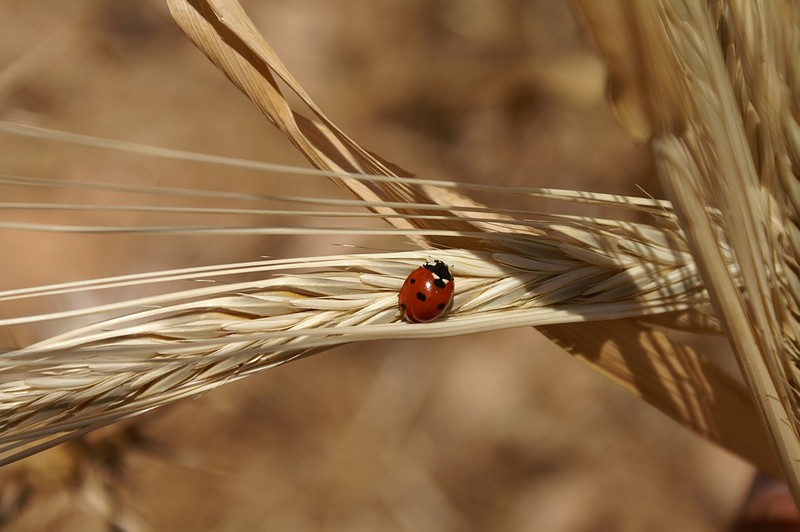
0, 1, 758, 530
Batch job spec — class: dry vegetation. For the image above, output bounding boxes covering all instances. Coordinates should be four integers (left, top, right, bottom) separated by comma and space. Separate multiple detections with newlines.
0, 0, 797, 530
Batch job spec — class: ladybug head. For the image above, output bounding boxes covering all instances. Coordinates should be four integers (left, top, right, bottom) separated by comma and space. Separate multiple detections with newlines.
423, 259, 453, 281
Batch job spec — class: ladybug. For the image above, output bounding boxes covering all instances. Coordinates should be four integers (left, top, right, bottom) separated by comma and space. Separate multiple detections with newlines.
398, 259, 454, 323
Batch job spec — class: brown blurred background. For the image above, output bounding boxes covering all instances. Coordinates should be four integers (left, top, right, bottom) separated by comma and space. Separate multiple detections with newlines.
0, 1, 755, 530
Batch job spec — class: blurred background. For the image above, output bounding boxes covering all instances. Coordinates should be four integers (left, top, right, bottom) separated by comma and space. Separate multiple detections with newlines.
0, 1, 755, 530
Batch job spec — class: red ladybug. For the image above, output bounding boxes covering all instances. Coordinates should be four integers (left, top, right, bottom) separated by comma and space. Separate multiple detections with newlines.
398, 259, 454, 323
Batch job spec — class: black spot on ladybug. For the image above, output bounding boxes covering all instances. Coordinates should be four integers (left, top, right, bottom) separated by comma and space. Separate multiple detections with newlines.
437, 303, 446, 310
416, 292, 426, 302
409, 277, 416, 284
